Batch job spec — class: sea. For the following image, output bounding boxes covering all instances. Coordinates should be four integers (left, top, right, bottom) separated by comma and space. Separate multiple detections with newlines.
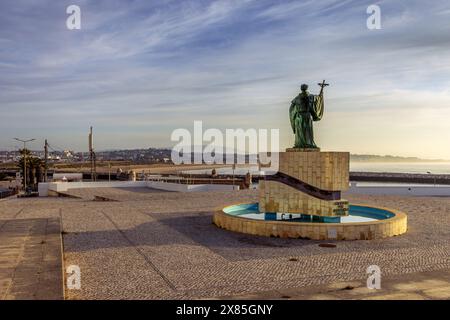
183, 162, 450, 175
350, 162, 450, 174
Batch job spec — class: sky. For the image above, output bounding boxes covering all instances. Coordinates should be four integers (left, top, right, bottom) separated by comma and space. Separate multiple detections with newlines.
1, 0, 450, 159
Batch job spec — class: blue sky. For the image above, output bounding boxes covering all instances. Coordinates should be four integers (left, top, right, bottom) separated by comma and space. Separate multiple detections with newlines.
1, 0, 450, 158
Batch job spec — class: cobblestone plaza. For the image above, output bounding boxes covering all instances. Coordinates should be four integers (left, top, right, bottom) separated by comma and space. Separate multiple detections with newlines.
1, 188, 449, 299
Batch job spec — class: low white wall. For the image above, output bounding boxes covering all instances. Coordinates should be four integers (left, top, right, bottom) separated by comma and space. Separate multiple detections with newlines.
38, 180, 238, 196
38, 183, 50, 197
39, 181, 148, 196
53, 173, 83, 181
55, 181, 147, 192
185, 184, 238, 192
147, 181, 189, 192
347, 182, 450, 196
146, 181, 238, 192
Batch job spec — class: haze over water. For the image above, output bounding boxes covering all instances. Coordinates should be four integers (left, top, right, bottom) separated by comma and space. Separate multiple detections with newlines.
350, 162, 450, 174
185, 162, 450, 175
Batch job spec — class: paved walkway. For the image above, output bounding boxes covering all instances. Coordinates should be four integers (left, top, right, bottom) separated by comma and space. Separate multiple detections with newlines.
219, 269, 450, 300
0, 215, 63, 300
0, 190, 449, 299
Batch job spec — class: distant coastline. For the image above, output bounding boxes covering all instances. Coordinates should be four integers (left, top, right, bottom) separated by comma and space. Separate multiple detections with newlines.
350, 154, 449, 163
1, 148, 449, 165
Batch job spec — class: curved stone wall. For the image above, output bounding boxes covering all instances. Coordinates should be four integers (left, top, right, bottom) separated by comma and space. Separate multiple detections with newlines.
213, 204, 407, 240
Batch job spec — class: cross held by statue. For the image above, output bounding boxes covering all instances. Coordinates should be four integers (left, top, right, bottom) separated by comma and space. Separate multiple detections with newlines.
318, 80, 329, 89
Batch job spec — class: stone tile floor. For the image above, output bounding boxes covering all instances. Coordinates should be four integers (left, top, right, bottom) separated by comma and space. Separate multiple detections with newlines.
218, 269, 450, 300
0, 215, 63, 300
0, 188, 449, 299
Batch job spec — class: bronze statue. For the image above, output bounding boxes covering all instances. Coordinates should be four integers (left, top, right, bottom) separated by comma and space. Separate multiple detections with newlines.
289, 81, 328, 149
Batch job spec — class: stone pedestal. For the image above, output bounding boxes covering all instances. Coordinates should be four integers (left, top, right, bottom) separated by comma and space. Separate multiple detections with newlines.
259, 149, 349, 217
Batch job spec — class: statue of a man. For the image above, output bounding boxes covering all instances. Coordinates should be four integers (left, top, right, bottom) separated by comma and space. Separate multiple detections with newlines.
289, 82, 327, 149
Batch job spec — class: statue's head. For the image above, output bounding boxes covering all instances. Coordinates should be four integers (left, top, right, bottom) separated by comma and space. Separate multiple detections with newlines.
300, 84, 308, 92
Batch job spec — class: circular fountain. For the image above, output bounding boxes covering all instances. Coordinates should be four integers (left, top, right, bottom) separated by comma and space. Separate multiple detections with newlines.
214, 202, 407, 240
213, 148, 407, 241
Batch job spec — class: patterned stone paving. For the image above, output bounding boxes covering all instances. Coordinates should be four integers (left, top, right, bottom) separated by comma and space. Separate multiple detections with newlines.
0, 214, 63, 300
0, 188, 449, 299
219, 269, 450, 300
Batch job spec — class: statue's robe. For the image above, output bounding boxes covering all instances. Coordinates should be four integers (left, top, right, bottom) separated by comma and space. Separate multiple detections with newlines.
289, 91, 324, 149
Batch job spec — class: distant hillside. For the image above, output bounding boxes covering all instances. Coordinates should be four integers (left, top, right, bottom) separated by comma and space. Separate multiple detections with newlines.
350, 154, 448, 162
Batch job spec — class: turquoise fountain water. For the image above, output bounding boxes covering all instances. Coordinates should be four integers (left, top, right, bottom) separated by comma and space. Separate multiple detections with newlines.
222, 203, 395, 224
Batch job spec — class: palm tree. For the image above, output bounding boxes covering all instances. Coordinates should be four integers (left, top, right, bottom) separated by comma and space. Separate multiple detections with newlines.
17, 149, 44, 191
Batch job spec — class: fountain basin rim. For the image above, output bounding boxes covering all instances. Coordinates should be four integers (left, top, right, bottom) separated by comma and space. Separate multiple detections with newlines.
213, 202, 408, 240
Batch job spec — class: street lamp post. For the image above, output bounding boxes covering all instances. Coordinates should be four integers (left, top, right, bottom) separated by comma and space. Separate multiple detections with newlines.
14, 138, 35, 192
